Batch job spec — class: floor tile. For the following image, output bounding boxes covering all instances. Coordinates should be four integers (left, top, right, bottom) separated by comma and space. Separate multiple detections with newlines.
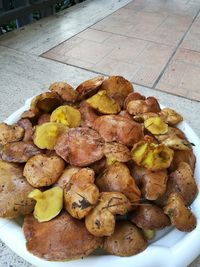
93, 57, 139, 81
77, 28, 112, 43
143, 0, 200, 17
91, 15, 134, 35
156, 48, 200, 100
95, 40, 173, 86
181, 18, 200, 52
127, 13, 192, 46
62, 39, 114, 64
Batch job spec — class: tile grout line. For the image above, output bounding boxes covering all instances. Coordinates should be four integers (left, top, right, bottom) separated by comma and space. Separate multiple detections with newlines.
40, 0, 134, 57
152, 7, 200, 88
43, 55, 200, 103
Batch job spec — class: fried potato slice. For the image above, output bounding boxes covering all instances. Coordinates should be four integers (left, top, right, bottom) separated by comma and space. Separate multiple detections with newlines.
144, 117, 168, 135
103, 221, 147, 256
0, 123, 24, 145
50, 105, 81, 127
76, 76, 104, 100
33, 122, 67, 150
159, 108, 183, 126
54, 166, 80, 189
103, 142, 131, 164
127, 97, 161, 115
49, 82, 77, 102
85, 192, 131, 237
101, 76, 133, 107
166, 162, 198, 205
163, 192, 196, 232
131, 141, 174, 171
1, 141, 41, 163
94, 115, 143, 146
124, 92, 145, 109
64, 168, 99, 219
23, 154, 65, 187
96, 162, 141, 203
55, 127, 104, 166
0, 160, 35, 218
130, 203, 170, 229
23, 211, 102, 261
30, 92, 61, 115
28, 187, 63, 222
169, 149, 196, 173
17, 119, 33, 142
79, 101, 99, 128
86, 90, 120, 114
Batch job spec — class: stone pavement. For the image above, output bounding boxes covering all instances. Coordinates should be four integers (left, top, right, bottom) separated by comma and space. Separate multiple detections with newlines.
43, 0, 200, 101
0, 0, 199, 266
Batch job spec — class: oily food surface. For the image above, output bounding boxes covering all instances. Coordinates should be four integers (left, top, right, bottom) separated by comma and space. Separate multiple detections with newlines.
0, 75, 198, 261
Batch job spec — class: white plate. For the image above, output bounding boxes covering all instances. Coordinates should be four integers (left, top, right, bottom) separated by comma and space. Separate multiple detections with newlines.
0, 97, 200, 267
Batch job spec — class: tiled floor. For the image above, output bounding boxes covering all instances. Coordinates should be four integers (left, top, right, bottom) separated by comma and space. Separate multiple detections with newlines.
43, 0, 200, 101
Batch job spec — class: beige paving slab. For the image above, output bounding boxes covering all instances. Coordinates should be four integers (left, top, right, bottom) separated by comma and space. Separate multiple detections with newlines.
125, 0, 200, 18
43, 31, 174, 87
126, 12, 193, 46
0, 0, 132, 55
156, 48, 200, 101
181, 17, 200, 52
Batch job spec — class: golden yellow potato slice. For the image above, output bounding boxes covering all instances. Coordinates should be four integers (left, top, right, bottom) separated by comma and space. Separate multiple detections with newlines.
33, 122, 67, 149
144, 117, 168, 135
86, 90, 120, 114
131, 142, 174, 171
131, 141, 149, 165
50, 105, 81, 128
142, 144, 174, 171
28, 187, 63, 222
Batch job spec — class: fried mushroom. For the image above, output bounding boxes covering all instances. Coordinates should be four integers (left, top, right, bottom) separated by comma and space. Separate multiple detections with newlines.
94, 115, 143, 146
103, 142, 131, 164
1, 141, 41, 163
127, 97, 161, 115
49, 82, 77, 103
55, 127, 104, 166
96, 162, 141, 203
0, 123, 24, 145
166, 162, 198, 205
17, 119, 33, 142
54, 166, 80, 189
130, 203, 170, 229
23, 211, 102, 261
64, 168, 99, 219
101, 76, 133, 107
163, 192, 196, 232
0, 160, 35, 218
23, 154, 65, 187
76, 76, 104, 100
85, 192, 131, 237
103, 221, 147, 256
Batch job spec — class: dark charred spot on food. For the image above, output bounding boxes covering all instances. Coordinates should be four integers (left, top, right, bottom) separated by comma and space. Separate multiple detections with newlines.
95, 220, 101, 229
72, 194, 91, 210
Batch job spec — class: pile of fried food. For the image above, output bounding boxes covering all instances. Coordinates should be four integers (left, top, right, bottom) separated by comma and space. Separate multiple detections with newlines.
0, 76, 198, 261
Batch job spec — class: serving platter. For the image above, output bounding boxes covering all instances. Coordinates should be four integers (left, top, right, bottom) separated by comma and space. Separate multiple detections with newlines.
0, 97, 200, 267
